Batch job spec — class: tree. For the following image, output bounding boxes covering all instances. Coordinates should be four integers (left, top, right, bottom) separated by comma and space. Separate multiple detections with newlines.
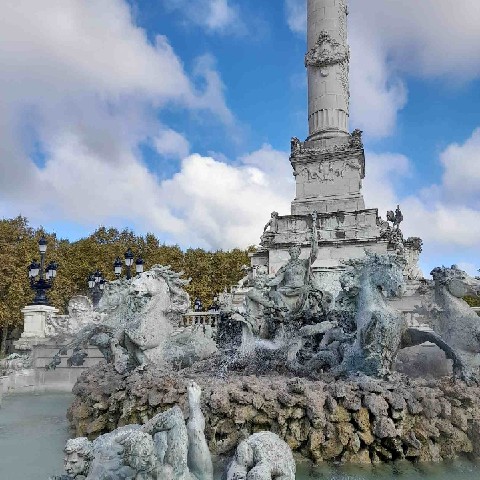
0, 217, 250, 353
0, 217, 37, 354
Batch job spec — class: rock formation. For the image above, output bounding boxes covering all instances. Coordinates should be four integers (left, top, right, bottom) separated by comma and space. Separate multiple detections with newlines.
67, 364, 480, 465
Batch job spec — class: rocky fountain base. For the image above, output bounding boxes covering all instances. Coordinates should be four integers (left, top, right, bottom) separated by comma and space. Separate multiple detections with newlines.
69, 363, 480, 465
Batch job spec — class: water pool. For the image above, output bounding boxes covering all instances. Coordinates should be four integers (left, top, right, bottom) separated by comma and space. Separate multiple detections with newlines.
0, 393, 478, 480
0, 393, 72, 480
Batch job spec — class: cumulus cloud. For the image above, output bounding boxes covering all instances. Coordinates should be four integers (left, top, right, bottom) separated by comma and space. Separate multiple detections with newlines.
159, 145, 293, 249
284, 0, 306, 35
154, 129, 190, 160
361, 129, 480, 273
437, 128, 480, 207
163, 0, 244, 35
362, 152, 411, 217
0, 0, 234, 240
284, 0, 480, 137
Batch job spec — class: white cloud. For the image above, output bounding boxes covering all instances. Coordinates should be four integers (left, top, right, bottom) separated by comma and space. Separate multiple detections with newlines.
163, 0, 244, 35
284, 0, 480, 138
284, 0, 306, 35
159, 145, 293, 249
348, 32, 408, 138
361, 129, 480, 273
437, 128, 480, 207
154, 129, 190, 160
351, 0, 480, 80
362, 152, 411, 217
36, 133, 185, 235
0, 0, 234, 239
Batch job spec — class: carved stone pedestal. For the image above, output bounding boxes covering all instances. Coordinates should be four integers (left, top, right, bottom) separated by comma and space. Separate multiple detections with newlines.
14, 305, 59, 351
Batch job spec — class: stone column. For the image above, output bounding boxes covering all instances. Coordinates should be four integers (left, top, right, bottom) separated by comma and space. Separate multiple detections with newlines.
306, 0, 349, 140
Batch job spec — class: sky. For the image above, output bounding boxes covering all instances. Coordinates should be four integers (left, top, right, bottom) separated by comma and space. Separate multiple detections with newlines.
1, 0, 480, 277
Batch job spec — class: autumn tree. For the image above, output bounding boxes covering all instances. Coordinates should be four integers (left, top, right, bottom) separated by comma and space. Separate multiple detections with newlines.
0, 217, 250, 353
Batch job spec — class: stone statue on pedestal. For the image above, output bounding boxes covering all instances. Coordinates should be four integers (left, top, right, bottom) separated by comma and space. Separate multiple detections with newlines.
260, 211, 279, 247
267, 212, 319, 315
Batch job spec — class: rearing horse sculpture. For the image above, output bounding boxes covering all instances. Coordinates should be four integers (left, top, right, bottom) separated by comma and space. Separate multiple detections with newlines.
414, 265, 480, 384
339, 254, 470, 381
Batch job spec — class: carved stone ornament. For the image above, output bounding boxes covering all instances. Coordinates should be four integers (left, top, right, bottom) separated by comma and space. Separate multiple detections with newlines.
298, 159, 360, 183
291, 137, 302, 155
305, 31, 349, 69
349, 129, 363, 149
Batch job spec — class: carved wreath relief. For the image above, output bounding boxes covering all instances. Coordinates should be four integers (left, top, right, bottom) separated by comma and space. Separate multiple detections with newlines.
305, 31, 349, 70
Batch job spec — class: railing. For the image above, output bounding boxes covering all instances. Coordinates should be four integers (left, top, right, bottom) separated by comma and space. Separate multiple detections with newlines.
181, 312, 221, 329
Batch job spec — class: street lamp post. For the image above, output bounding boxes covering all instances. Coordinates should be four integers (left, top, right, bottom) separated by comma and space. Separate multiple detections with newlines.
28, 236, 58, 306
88, 269, 105, 308
114, 249, 144, 280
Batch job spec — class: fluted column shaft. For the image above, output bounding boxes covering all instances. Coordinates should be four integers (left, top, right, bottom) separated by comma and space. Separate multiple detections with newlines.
306, 0, 349, 140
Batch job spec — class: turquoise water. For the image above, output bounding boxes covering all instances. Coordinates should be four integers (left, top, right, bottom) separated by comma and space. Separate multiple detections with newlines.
295, 460, 480, 479
0, 392, 72, 480
0, 393, 479, 480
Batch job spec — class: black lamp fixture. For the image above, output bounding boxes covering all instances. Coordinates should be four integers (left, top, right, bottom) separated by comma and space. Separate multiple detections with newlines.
87, 269, 105, 307
114, 249, 144, 280
28, 236, 58, 305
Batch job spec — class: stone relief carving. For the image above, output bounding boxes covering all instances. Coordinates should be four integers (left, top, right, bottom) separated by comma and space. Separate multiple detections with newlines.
414, 265, 480, 384
290, 136, 301, 155
305, 31, 349, 69
403, 237, 424, 280
0, 352, 32, 374
338, 0, 348, 41
63, 437, 93, 479
387, 205, 403, 230
337, 253, 472, 382
298, 158, 360, 183
53, 383, 296, 480
45, 296, 97, 338
290, 131, 363, 159
267, 212, 319, 316
349, 129, 363, 149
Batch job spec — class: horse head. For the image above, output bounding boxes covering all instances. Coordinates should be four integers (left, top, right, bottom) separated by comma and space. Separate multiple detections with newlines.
430, 265, 480, 299
343, 252, 406, 299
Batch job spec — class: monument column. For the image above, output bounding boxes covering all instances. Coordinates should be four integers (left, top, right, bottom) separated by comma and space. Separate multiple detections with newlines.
290, 0, 364, 215
306, 0, 349, 141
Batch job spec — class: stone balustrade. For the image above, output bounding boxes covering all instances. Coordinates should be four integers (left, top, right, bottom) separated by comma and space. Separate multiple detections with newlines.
181, 311, 220, 329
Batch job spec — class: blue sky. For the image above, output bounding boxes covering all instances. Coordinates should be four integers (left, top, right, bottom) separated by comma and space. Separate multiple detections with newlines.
1, 0, 480, 277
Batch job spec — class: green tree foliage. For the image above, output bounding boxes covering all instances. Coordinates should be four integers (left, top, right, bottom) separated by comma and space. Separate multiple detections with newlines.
465, 296, 480, 308
0, 217, 250, 353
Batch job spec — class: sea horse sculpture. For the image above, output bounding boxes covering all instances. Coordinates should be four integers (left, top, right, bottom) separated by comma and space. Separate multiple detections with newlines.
415, 265, 480, 384
339, 253, 408, 377
338, 253, 468, 380
47, 265, 216, 373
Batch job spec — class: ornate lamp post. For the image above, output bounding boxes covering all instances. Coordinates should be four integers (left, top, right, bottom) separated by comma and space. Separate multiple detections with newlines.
114, 249, 144, 280
28, 236, 58, 305
88, 269, 105, 307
